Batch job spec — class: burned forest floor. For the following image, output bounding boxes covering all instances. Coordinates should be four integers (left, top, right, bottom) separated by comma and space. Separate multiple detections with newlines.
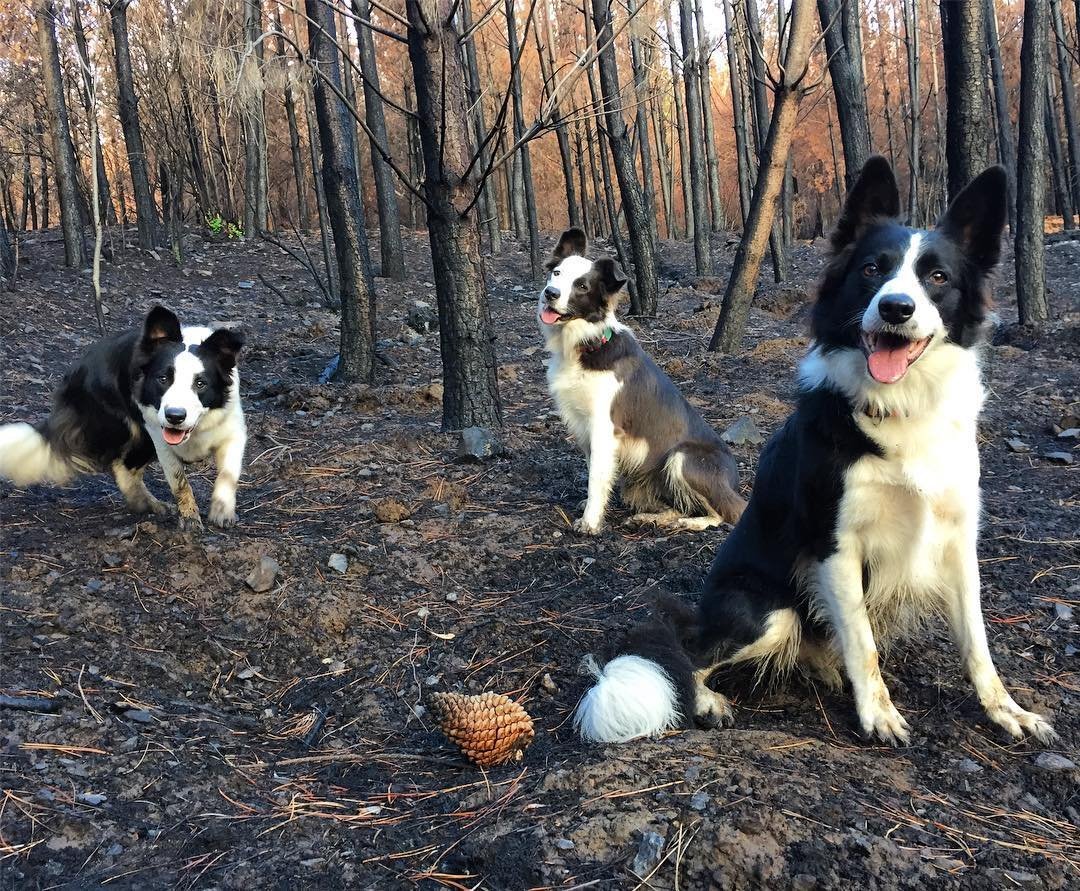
1, 225, 1078, 890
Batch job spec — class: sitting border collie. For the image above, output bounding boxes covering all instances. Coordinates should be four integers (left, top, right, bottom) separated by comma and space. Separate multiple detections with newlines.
0, 306, 246, 530
539, 229, 744, 534
574, 158, 1056, 746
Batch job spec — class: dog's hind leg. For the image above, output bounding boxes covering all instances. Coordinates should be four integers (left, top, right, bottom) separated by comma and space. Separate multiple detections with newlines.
111, 461, 166, 516
668, 444, 746, 525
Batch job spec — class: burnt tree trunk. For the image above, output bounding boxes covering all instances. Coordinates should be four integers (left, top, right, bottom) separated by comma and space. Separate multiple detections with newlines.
306, 0, 377, 381
536, 0, 581, 230
1045, 80, 1076, 229
678, 0, 711, 274
107, 0, 158, 248
664, 4, 692, 241
274, 12, 310, 227
628, 0, 659, 246
984, 0, 1017, 231
651, 93, 675, 238
592, 0, 658, 314
744, 0, 787, 282
460, 0, 500, 251
724, 0, 752, 224
241, 0, 268, 235
36, 0, 85, 266
504, 0, 541, 279
1015, 0, 1050, 325
1050, 0, 1080, 210
694, 0, 724, 231
303, 80, 339, 302
406, 0, 502, 429
817, 0, 871, 187
72, 0, 115, 226
352, 0, 405, 279
0, 223, 14, 284
940, 0, 992, 199
710, 1, 815, 352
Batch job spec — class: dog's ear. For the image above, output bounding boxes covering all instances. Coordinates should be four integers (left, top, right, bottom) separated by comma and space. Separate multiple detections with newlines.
937, 166, 1007, 272
141, 306, 182, 349
200, 328, 244, 371
594, 258, 627, 296
830, 155, 901, 253
546, 227, 588, 270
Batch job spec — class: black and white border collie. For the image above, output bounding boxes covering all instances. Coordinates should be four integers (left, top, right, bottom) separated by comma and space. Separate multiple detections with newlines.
0, 306, 246, 530
539, 229, 744, 534
575, 158, 1057, 746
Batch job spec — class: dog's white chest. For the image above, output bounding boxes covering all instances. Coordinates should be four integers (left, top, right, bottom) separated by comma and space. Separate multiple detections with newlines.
547, 357, 620, 447
837, 412, 981, 623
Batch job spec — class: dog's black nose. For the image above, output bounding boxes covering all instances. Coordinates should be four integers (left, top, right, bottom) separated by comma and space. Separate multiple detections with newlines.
164, 407, 187, 425
543, 286, 560, 301
878, 294, 916, 325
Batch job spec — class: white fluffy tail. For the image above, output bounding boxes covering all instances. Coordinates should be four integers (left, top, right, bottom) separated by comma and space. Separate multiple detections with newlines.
0, 423, 73, 485
573, 654, 682, 743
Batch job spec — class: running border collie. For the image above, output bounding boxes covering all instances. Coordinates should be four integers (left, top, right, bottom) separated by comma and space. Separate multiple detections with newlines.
574, 158, 1057, 746
539, 229, 744, 534
0, 306, 246, 530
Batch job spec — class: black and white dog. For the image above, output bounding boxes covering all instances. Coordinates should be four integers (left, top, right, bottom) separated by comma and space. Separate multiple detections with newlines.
0, 306, 246, 530
575, 158, 1057, 745
540, 229, 744, 534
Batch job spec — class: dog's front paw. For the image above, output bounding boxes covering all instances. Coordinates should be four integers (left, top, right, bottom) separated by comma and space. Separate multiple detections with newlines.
859, 699, 911, 746
208, 498, 237, 529
177, 513, 204, 532
143, 496, 169, 517
573, 517, 603, 535
985, 698, 1058, 744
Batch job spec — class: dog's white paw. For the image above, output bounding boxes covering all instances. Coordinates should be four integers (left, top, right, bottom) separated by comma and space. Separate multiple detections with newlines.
177, 513, 204, 532
694, 688, 735, 728
859, 698, 911, 746
573, 516, 603, 535
985, 698, 1058, 744
143, 496, 168, 517
208, 498, 237, 529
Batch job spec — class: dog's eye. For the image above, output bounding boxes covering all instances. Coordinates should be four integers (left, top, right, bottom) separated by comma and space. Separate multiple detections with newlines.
552, 270, 560, 277
862, 263, 879, 277
158, 374, 169, 385
195, 379, 206, 391
928, 270, 948, 285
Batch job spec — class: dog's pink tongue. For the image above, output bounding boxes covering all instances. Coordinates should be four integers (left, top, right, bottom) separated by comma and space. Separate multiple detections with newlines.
540, 307, 561, 325
867, 346, 910, 384
162, 427, 186, 445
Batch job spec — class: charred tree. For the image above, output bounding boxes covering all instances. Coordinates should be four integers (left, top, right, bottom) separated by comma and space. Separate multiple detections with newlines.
241, 0, 269, 235
107, 0, 158, 248
710, 1, 815, 352
678, 0, 711, 273
504, 0, 541, 279
460, 0, 499, 251
274, 11, 310, 227
406, 0, 502, 430
1050, 0, 1080, 209
592, 0, 658, 314
724, 0, 752, 223
71, 0, 115, 226
744, 0, 787, 281
940, 0, 992, 199
535, 0, 581, 230
817, 0, 871, 186
694, 0, 724, 231
984, 0, 1016, 231
1045, 80, 1076, 229
305, 0, 377, 381
1015, 0, 1050, 325
352, 0, 405, 279
628, 0, 659, 245
36, 0, 85, 266
664, 3, 693, 241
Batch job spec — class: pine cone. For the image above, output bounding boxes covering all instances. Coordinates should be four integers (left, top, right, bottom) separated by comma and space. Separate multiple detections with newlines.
430, 691, 535, 767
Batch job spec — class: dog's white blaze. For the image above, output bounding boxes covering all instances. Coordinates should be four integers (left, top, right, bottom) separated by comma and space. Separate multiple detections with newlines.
158, 349, 208, 431
863, 233, 943, 340
540, 254, 594, 317
574, 655, 681, 742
